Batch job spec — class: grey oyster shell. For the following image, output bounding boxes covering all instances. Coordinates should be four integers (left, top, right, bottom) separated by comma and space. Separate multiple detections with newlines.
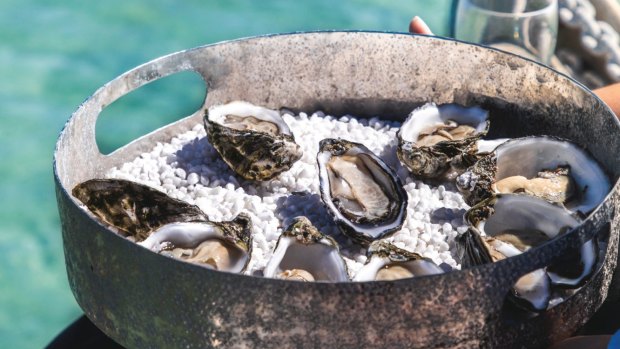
354, 241, 443, 281
204, 101, 303, 181
72, 178, 208, 241
139, 213, 253, 273
317, 138, 408, 245
456, 136, 611, 216
397, 103, 489, 179
263, 216, 349, 282
457, 194, 597, 312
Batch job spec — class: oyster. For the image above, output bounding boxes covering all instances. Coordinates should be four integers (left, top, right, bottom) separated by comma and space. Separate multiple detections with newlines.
72, 178, 208, 241
458, 194, 597, 312
397, 103, 489, 179
317, 138, 408, 245
204, 101, 303, 181
354, 241, 443, 281
139, 213, 252, 273
263, 217, 349, 282
456, 136, 611, 215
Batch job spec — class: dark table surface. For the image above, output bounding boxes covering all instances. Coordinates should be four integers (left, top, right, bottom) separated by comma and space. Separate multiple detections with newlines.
46, 301, 620, 349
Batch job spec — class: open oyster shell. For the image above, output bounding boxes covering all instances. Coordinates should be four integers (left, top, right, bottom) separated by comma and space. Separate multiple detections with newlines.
204, 101, 303, 181
458, 194, 597, 312
397, 103, 489, 179
317, 138, 408, 245
456, 136, 611, 216
72, 178, 208, 241
139, 213, 253, 273
354, 241, 443, 281
263, 217, 349, 282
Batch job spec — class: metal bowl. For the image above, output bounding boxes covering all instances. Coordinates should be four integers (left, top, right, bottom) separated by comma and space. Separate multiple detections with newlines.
54, 32, 620, 348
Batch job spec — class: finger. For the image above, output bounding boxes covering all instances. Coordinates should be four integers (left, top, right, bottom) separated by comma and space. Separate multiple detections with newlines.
594, 83, 620, 118
409, 16, 433, 35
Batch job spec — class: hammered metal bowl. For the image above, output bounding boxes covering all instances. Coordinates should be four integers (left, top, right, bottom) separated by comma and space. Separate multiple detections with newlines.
54, 32, 620, 348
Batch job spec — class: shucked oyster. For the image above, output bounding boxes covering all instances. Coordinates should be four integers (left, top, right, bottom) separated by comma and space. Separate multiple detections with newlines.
204, 101, 303, 181
139, 213, 252, 273
317, 138, 408, 245
73, 178, 253, 272
458, 194, 597, 312
354, 241, 443, 281
72, 178, 208, 241
263, 216, 349, 282
397, 103, 489, 179
456, 136, 611, 215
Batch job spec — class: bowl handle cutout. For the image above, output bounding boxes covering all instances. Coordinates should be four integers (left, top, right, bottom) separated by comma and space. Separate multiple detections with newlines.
54, 51, 211, 187
95, 71, 206, 155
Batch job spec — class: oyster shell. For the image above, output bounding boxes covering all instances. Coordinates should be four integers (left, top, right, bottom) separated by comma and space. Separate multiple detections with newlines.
450, 138, 511, 174
204, 101, 303, 181
456, 136, 611, 215
354, 241, 443, 281
263, 217, 349, 282
475, 138, 510, 154
547, 238, 598, 289
72, 178, 208, 241
317, 138, 408, 245
458, 194, 597, 312
397, 103, 489, 179
460, 227, 552, 312
139, 213, 252, 273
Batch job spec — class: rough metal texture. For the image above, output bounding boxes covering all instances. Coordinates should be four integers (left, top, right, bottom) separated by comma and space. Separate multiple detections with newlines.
54, 32, 620, 348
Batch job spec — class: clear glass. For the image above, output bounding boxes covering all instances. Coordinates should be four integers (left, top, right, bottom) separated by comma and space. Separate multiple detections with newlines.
454, 0, 558, 65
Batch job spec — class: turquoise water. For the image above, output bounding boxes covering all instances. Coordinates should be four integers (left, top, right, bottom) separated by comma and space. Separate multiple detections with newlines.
0, 1, 452, 347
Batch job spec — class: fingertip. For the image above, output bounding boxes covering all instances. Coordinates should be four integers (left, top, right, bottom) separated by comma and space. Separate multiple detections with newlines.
409, 16, 433, 35
408, 16, 418, 33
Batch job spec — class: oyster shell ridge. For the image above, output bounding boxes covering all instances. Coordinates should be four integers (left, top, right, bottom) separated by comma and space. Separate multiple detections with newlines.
214, 212, 253, 257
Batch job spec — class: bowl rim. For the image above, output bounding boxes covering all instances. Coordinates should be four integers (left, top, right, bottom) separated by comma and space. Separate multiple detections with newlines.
53, 30, 620, 288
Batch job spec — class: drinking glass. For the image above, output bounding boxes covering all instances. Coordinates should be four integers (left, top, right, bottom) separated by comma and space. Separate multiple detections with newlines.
454, 0, 558, 65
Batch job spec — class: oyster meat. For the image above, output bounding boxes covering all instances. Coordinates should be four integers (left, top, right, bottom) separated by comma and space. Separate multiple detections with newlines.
204, 101, 303, 181
456, 136, 611, 215
72, 178, 208, 241
139, 213, 252, 273
354, 241, 443, 281
458, 194, 597, 312
397, 103, 489, 179
317, 138, 408, 245
263, 217, 349, 282
493, 167, 574, 204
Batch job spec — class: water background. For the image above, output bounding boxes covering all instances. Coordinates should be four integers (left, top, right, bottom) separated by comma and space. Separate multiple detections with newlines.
0, 1, 453, 347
